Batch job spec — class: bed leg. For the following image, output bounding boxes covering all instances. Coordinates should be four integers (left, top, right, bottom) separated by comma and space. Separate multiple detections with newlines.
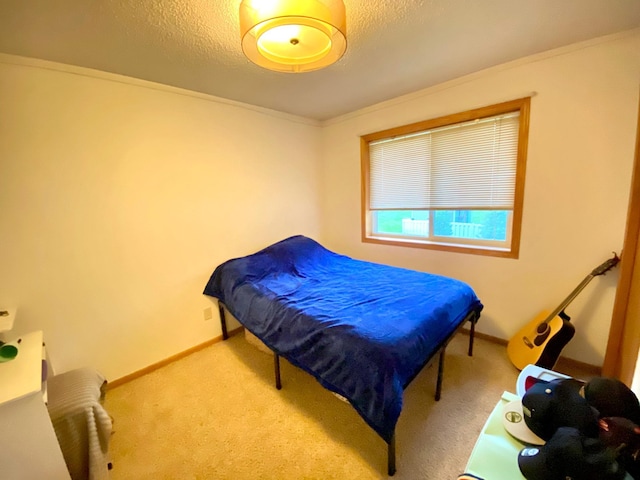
388, 434, 396, 476
468, 313, 476, 357
435, 348, 445, 401
274, 353, 282, 390
218, 302, 228, 340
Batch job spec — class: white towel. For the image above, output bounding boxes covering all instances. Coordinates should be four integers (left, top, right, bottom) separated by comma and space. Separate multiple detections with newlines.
47, 367, 113, 480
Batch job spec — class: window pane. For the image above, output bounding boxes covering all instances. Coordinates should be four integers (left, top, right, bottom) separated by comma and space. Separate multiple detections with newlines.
361, 97, 530, 257
374, 211, 429, 237
434, 210, 508, 241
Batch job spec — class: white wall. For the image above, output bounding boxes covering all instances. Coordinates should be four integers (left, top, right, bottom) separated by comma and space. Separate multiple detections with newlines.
1, 30, 638, 379
0, 56, 322, 380
319, 30, 640, 367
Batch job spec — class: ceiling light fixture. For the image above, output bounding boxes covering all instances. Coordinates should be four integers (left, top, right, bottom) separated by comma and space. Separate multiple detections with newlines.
239, 0, 347, 73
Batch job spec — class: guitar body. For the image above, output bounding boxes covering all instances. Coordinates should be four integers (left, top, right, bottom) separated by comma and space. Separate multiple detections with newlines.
507, 310, 576, 370
506, 253, 619, 371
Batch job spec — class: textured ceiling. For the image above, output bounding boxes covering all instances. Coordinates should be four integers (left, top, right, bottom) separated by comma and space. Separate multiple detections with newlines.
0, 0, 639, 121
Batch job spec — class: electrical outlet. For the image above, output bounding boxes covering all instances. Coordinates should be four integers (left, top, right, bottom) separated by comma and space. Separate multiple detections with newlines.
203, 307, 213, 321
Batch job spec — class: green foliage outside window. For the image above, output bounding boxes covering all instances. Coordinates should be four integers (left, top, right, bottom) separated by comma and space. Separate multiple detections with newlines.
375, 210, 507, 241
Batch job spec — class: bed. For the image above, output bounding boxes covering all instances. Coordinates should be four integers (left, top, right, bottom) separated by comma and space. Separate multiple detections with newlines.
203, 235, 483, 475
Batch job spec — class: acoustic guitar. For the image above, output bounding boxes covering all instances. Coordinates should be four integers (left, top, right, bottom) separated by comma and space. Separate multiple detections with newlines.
507, 253, 620, 371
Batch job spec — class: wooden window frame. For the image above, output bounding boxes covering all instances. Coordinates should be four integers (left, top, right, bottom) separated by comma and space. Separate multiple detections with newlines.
360, 97, 531, 258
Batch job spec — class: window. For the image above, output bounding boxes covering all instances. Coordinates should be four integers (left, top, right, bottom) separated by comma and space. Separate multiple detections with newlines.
361, 97, 530, 258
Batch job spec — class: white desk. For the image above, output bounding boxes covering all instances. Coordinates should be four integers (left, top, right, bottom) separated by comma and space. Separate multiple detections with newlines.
464, 391, 526, 479
464, 366, 573, 479
0, 331, 70, 479
464, 368, 635, 480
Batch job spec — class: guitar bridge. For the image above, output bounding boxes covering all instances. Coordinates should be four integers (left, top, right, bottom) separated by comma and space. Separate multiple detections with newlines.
523, 337, 534, 349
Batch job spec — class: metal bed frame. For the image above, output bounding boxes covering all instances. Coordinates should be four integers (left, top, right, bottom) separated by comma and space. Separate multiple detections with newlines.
217, 301, 479, 476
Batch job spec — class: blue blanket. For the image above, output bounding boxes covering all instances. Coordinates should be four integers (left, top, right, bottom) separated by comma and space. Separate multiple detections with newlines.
203, 235, 483, 443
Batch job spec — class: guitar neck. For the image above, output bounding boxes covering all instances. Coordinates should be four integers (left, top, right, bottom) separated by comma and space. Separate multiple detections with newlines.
543, 274, 595, 324
537, 253, 619, 327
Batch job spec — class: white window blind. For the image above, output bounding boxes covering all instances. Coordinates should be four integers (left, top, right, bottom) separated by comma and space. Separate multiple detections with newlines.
369, 112, 520, 210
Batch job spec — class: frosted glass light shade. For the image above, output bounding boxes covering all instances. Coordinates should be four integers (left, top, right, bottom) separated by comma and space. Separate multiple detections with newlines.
240, 0, 347, 73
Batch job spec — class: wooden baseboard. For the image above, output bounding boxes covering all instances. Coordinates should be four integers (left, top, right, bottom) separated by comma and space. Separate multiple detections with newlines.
553, 356, 602, 377
460, 327, 507, 346
108, 325, 602, 390
459, 327, 602, 377
107, 326, 244, 390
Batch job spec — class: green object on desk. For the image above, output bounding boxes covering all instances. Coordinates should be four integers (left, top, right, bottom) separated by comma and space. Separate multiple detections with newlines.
0, 342, 18, 362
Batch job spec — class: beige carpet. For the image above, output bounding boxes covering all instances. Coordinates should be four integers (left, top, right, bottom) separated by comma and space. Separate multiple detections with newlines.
104, 332, 590, 479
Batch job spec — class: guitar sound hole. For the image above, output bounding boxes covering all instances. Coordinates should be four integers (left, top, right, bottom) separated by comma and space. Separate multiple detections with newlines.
534, 326, 550, 347
536, 323, 548, 335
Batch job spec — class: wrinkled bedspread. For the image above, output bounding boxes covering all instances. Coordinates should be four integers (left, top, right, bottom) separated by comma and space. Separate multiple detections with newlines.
203, 235, 483, 442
